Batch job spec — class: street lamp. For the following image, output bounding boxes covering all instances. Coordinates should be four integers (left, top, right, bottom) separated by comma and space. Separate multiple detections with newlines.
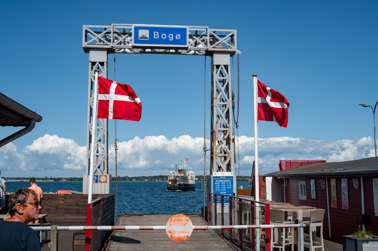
359, 102, 378, 157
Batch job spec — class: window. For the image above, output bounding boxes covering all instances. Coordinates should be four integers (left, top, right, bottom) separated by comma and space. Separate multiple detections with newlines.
298, 181, 307, 200
373, 178, 378, 216
310, 179, 316, 199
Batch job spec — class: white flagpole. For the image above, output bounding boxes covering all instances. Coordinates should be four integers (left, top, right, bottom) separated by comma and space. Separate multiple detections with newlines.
252, 73, 260, 202
88, 70, 100, 204
252, 73, 260, 251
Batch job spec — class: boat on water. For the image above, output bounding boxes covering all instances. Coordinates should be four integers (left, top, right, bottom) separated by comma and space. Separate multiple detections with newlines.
167, 164, 196, 191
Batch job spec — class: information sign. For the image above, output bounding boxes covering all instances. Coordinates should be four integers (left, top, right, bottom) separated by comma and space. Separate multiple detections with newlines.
213, 175, 233, 203
133, 25, 188, 47
93, 174, 99, 183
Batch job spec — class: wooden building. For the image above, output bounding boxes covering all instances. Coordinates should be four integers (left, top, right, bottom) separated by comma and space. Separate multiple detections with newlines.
264, 157, 378, 242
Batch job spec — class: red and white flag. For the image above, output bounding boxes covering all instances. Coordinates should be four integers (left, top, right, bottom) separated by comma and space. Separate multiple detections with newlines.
97, 76, 142, 121
257, 80, 289, 127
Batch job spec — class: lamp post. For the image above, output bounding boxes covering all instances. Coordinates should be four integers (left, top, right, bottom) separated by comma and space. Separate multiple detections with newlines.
359, 102, 378, 157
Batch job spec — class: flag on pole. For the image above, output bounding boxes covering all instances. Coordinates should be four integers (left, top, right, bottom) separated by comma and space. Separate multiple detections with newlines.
97, 76, 142, 121
257, 80, 289, 127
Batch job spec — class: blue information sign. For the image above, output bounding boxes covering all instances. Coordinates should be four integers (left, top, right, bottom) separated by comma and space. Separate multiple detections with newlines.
133, 25, 188, 47
93, 175, 99, 183
213, 175, 233, 203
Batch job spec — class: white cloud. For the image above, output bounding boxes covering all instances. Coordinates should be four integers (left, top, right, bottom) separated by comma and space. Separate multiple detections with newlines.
1, 134, 376, 177
0, 134, 87, 177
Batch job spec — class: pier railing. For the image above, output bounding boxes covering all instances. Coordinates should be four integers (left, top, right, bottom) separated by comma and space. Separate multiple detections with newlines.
208, 193, 275, 251
31, 221, 305, 251
85, 196, 114, 251
207, 193, 304, 251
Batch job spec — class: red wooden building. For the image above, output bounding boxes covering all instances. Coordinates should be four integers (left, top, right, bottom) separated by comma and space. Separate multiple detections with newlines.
264, 157, 378, 242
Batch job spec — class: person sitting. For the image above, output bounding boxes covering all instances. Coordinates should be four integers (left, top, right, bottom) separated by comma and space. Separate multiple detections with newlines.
0, 188, 41, 251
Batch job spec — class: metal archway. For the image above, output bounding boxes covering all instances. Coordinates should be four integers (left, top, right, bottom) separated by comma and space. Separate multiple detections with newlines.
82, 24, 239, 199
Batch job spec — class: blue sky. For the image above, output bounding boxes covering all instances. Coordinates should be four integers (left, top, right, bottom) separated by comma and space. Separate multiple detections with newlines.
1, 0, 378, 178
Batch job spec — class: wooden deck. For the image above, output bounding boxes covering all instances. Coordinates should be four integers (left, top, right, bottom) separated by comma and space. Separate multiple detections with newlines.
105, 214, 235, 250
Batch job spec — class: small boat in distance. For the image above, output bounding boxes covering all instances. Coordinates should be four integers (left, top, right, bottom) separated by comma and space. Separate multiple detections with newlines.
167, 160, 195, 191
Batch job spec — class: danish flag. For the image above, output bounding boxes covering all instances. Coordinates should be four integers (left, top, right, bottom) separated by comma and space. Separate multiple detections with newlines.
257, 80, 289, 127
97, 76, 142, 121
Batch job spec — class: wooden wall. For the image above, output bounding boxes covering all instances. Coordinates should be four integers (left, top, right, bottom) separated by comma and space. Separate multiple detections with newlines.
284, 175, 378, 242
42, 193, 114, 250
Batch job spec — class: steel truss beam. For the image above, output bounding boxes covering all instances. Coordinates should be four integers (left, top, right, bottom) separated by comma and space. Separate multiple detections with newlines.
83, 24, 238, 56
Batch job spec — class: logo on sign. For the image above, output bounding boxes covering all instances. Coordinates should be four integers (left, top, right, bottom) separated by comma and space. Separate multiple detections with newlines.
93, 175, 99, 183
138, 30, 149, 40
99, 175, 107, 183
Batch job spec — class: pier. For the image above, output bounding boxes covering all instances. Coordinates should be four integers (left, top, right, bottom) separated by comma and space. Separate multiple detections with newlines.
106, 214, 234, 250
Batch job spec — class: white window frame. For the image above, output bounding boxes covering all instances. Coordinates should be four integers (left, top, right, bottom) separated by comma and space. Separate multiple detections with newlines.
373, 178, 378, 216
298, 181, 307, 200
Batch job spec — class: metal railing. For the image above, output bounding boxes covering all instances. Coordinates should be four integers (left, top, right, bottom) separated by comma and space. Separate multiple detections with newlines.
207, 193, 306, 251
31, 221, 306, 251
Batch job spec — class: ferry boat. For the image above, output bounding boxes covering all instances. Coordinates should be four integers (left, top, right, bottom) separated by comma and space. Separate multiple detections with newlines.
167, 163, 196, 191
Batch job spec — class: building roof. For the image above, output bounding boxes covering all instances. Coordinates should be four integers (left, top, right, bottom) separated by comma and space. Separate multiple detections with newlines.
0, 93, 42, 126
264, 157, 378, 178
0, 93, 42, 147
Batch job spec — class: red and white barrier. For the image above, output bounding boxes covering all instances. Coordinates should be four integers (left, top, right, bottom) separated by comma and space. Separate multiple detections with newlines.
31, 223, 302, 231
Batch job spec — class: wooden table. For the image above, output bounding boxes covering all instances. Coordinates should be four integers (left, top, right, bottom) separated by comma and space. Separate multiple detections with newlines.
270, 206, 315, 250
270, 205, 315, 221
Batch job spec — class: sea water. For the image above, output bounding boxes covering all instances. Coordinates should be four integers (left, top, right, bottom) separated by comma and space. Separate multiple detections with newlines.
6, 181, 249, 215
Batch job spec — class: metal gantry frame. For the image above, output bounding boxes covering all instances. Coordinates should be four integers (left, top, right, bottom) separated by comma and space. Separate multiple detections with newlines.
82, 24, 239, 193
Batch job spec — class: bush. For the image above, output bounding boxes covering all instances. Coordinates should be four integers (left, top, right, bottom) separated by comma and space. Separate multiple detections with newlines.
353, 226, 373, 239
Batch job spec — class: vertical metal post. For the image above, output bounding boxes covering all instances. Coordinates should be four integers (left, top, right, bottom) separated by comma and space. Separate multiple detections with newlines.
229, 197, 233, 240
51, 225, 58, 251
251, 201, 255, 251
265, 203, 271, 251
221, 195, 224, 236
207, 194, 211, 224
83, 49, 110, 195
238, 198, 243, 249
299, 221, 304, 251
85, 203, 92, 251
210, 53, 234, 175
214, 194, 217, 226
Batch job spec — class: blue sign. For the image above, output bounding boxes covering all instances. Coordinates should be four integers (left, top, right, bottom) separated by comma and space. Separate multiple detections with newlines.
133, 25, 188, 47
93, 175, 99, 183
213, 175, 233, 203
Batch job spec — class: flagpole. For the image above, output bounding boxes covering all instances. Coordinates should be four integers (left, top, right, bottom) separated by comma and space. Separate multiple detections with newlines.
252, 73, 260, 202
252, 73, 260, 251
88, 69, 100, 204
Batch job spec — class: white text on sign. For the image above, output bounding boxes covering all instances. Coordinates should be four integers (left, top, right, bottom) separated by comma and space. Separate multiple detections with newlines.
153, 32, 181, 41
